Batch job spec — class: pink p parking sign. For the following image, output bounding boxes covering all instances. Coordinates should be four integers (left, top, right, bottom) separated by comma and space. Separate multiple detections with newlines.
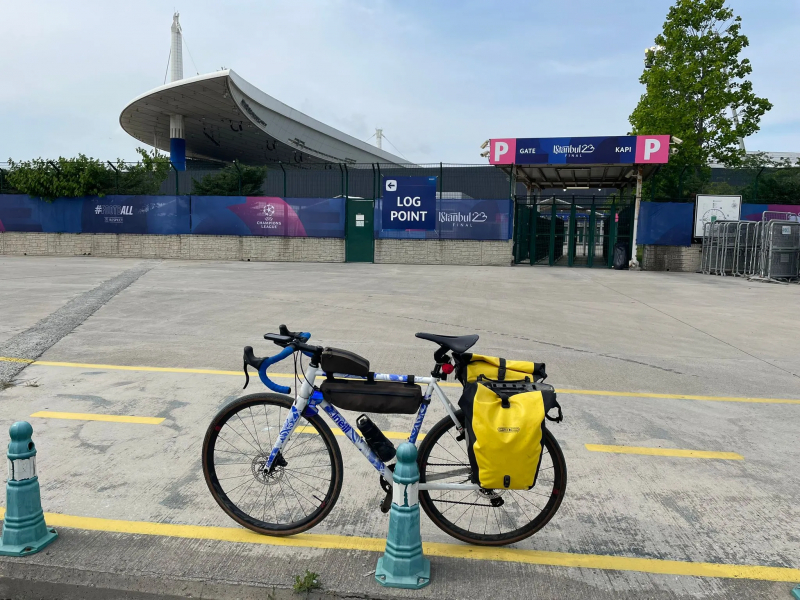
635, 135, 670, 163
489, 138, 516, 165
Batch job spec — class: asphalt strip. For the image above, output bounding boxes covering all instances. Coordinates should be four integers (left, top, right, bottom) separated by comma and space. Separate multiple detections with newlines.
0, 262, 154, 383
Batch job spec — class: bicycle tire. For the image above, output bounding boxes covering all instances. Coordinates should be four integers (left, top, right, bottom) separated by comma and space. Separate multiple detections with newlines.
202, 392, 344, 536
418, 410, 567, 546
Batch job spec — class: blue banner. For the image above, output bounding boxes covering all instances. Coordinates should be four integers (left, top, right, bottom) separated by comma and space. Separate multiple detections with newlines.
637, 202, 694, 246
376, 198, 513, 240
0, 195, 190, 234
381, 176, 437, 230
191, 196, 345, 238
0, 195, 342, 237
1, 194, 514, 240
514, 136, 636, 165
82, 196, 190, 234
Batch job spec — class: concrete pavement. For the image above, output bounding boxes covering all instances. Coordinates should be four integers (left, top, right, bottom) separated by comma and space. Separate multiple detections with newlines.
0, 255, 798, 599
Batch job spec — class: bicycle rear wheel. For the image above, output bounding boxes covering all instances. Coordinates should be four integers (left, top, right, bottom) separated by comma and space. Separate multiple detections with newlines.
202, 393, 343, 536
418, 410, 567, 546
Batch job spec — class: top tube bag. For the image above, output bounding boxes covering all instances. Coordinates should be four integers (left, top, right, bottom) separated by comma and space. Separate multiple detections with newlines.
454, 353, 547, 385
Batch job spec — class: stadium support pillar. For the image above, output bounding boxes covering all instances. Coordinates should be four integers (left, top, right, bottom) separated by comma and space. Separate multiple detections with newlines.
170, 114, 186, 171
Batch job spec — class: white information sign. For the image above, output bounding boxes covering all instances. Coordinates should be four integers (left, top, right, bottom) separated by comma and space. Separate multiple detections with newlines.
694, 195, 742, 238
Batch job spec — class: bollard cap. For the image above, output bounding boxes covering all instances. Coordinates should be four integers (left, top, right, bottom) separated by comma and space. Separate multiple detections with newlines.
8, 421, 36, 461
393, 442, 419, 485
396, 442, 417, 463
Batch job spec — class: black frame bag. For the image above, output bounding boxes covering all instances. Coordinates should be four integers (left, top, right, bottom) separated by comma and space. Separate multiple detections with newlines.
320, 378, 422, 414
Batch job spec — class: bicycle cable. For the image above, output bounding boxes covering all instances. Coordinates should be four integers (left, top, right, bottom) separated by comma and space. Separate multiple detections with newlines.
297, 350, 318, 391
292, 351, 300, 400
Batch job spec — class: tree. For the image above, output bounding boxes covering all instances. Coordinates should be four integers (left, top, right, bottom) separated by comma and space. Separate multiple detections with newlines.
192, 163, 267, 196
630, 0, 772, 179
113, 148, 172, 195
7, 154, 113, 200
6, 148, 171, 200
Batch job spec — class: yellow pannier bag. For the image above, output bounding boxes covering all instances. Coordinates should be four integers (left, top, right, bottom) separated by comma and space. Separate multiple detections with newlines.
458, 379, 561, 490
456, 353, 547, 385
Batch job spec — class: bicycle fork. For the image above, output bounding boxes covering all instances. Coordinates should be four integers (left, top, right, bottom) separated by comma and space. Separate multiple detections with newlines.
262, 368, 316, 473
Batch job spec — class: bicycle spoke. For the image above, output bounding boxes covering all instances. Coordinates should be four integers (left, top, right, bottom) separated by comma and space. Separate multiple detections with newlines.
282, 470, 329, 497
216, 472, 252, 481
225, 423, 263, 456
492, 504, 503, 534
280, 474, 311, 519
249, 407, 265, 452
236, 412, 262, 454
215, 434, 254, 458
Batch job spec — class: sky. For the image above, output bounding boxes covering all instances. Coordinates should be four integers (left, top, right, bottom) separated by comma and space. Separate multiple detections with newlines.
0, 0, 797, 164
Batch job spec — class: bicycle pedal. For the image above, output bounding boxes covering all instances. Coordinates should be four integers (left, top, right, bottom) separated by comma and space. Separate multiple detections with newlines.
380, 487, 393, 513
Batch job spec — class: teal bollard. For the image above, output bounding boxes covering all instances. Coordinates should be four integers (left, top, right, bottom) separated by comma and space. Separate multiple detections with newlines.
792, 585, 800, 599
375, 442, 430, 589
0, 422, 57, 556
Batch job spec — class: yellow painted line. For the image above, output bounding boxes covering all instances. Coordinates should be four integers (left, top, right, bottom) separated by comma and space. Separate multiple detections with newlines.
6, 358, 244, 377
0, 507, 796, 582
0, 356, 462, 387
585, 444, 744, 460
29, 411, 164, 425
295, 425, 424, 441
558, 388, 800, 405
3, 357, 800, 404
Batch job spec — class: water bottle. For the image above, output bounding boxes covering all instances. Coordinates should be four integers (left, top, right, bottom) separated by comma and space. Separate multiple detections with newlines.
357, 415, 397, 462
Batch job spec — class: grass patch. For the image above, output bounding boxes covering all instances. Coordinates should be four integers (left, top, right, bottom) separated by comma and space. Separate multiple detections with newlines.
293, 570, 321, 593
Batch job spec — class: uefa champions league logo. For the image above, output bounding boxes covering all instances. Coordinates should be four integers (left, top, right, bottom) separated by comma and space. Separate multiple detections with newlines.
256, 202, 280, 229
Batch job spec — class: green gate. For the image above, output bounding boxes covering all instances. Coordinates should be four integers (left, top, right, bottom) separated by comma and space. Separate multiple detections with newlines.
512, 196, 633, 267
345, 199, 374, 262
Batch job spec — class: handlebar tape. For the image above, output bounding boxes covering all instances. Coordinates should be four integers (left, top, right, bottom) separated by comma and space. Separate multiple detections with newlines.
258, 346, 294, 394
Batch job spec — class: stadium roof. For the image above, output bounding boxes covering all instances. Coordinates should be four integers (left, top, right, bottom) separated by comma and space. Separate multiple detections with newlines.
120, 69, 408, 166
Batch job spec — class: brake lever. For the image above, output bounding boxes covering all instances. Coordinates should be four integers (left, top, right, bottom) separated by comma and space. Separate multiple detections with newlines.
243, 362, 250, 389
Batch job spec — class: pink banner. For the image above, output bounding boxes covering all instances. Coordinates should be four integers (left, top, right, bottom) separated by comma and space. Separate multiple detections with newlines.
226, 197, 307, 236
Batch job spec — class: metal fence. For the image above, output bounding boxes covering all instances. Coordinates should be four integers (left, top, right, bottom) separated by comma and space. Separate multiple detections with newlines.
0, 162, 513, 200
647, 165, 800, 204
701, 213, 800, 282
3, 159, 799, 203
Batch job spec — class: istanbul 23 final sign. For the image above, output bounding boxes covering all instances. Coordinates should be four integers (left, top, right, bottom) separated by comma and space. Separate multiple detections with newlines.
488, 136, 670, 165
381, 176, 437, 230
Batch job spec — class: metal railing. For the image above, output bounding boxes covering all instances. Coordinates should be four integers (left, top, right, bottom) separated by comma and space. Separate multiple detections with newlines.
702, 213, 800, 282
0, 162, 513, 200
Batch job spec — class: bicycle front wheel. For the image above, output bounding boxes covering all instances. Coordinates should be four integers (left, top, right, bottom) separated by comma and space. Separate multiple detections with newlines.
418, 410, 567, 546
202, 393, 343, 536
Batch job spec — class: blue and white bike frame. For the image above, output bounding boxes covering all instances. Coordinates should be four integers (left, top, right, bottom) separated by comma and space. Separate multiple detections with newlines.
261, 361, 480, 491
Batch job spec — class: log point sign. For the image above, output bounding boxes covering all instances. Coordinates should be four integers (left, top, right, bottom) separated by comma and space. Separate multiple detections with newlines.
382, 176, 437, 230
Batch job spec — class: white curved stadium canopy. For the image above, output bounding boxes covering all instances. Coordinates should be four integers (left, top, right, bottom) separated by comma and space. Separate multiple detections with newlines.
120, 70, 408, 166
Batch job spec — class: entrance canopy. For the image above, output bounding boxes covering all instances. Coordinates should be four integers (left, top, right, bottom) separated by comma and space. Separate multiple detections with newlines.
485, 136, 670, 191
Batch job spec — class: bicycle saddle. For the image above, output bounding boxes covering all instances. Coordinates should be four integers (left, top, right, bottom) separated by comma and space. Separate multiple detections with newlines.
415, 332, 479, 354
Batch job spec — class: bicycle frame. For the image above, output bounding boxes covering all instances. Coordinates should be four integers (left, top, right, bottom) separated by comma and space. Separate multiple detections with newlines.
264, 362, 480, 491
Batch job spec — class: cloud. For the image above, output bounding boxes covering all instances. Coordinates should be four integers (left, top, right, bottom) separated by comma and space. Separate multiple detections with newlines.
0, 0, 796, 163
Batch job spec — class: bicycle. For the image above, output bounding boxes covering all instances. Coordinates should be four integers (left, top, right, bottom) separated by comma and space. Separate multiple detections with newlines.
202, 325, 567, 546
